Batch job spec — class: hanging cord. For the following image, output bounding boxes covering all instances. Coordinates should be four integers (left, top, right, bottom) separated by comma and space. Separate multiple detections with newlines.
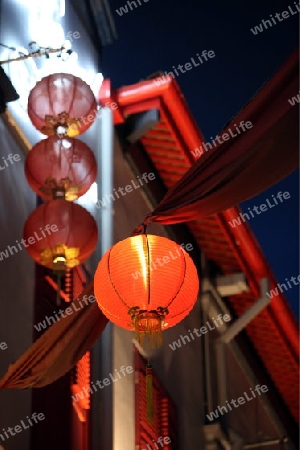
131, 214, 153, 237
0, 42, 66, 65
56, 273, 62, 307
64, 268, 72, 302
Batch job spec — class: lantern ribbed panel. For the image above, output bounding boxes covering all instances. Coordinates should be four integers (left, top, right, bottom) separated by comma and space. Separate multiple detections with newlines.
94, 235, 199, 330
25, 136, 97, 201
27, 73, 97, 136
23, 200, 98, 268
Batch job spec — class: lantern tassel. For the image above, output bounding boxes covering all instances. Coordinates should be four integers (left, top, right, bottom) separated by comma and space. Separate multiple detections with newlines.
135, 324, 163, 350
131, 309, 166, 350
146, 363, 154, 423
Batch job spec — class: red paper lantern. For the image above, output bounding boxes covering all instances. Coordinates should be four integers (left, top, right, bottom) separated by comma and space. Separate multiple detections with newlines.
23, 200, 98, 270
94, 234, 199, 347
28, 73, 97, 137
25, 136, 97, 201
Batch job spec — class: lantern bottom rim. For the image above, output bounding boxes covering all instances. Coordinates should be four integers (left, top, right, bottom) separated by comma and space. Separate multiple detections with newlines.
128, 307, 169, 349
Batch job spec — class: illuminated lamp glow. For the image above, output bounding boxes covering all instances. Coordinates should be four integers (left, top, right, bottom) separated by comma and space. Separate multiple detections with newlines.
30, 21, 65, 49
13, 0, 65, 15
61, 138, 72, 149
77, 182, 98, 207
91, 73, 104, 98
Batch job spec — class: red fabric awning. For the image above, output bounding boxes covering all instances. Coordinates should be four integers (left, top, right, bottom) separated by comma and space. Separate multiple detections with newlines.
0, 282, 106, 389
130, 50, 299, 230
99, 50, 299, 421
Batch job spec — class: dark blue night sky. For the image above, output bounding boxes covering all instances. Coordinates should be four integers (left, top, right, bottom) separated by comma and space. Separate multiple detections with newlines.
103, 0, 299, 317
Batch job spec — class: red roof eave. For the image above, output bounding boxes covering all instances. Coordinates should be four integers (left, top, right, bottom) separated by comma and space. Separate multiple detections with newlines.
99, 65, 299, 420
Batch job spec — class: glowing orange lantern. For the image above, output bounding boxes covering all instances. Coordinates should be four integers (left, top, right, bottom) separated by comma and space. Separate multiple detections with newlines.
25, 136, 97, 201
27, 73, 97, 137
23, 199, 98, 271
94, 234, 199, 347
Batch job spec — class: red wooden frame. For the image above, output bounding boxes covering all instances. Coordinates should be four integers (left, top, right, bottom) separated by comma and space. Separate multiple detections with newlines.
99, 58, 299, 421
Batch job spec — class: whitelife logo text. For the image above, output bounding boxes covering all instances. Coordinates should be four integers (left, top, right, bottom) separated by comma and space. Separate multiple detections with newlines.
115, 0, 150, 16
153, 50, 216, 86
250, 3, 300, 35
131, 242, 193, 280
228, 191, 291, 228
141, 436, 172, 450
0, 153, 21, 172
266, 274, 300, 299
0, 342, 7, 351
34, 294, 96, 332
95, 173, 155, 209
0, 224, 58, 261
206, 385, 268, 421
191, 120, 253, 158
288, 91, 300, 106
0, 413, 45, 444
71, 366, 133, 403
169, 314, 231, 351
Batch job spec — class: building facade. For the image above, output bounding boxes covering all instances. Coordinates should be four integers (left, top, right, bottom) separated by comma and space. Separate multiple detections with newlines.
0, 1, 298, 450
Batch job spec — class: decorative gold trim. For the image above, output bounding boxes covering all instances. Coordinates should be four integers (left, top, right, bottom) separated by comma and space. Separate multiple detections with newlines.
128, 307, 169, 349
39, 177, 80, 201
40, 244, 80, 269
2, 109, 31, 153
41, 112, 81, 137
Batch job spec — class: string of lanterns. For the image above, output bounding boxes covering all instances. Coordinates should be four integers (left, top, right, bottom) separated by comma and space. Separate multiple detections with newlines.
23, 73, 98, 303
22, 72, 200, 422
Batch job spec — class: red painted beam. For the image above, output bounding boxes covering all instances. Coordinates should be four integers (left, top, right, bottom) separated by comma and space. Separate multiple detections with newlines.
98, 62, 299, 362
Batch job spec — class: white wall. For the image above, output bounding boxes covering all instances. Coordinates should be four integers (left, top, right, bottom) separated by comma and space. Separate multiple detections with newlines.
0, 1, 100, 449
0, 118, 35, 450
111, 137, 204, 450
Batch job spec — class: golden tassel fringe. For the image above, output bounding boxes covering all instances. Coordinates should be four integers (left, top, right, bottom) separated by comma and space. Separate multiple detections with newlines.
134, 313, 163, 350
135, 324, 163, 350
129, 308, 168, 350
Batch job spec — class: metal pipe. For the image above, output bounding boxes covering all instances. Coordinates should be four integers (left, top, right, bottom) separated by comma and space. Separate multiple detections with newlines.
215, 339, 227, 408
91, 106, 114, 450
243, 438, 288, 449
204, 277, 294, 449
220, 278, 270, 344
200, 257, 215, 415
214, 278, 271, 431
203, 305, 214, 413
